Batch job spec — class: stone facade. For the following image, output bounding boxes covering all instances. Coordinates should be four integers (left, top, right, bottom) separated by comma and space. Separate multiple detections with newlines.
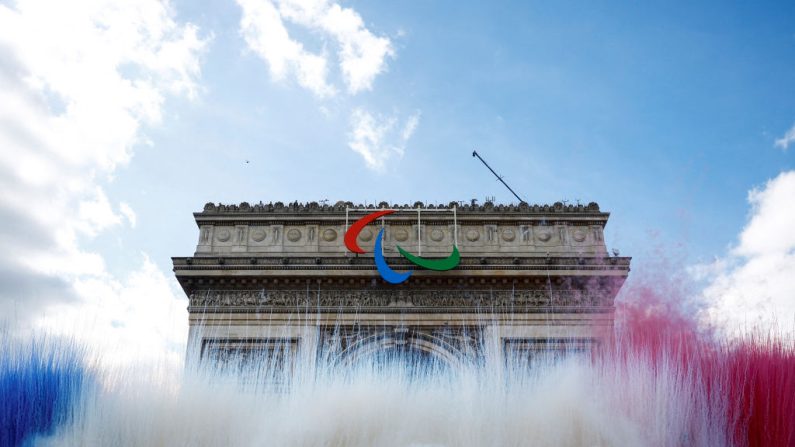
173, 201, 630, 369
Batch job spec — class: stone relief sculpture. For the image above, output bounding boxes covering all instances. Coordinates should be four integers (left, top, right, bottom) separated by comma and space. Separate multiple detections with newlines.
188, 289, 608, 309
592, 226, 603, 242
520, 225, 531, 242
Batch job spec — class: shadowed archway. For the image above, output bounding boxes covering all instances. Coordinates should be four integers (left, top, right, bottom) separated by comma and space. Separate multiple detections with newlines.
329, 328, 471, 375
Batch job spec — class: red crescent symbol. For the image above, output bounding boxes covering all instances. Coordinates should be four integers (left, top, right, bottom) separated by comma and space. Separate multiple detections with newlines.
344, 210, 394, 254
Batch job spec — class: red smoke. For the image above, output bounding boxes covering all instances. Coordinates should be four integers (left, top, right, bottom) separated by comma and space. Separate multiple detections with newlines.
608, 273, 795, 447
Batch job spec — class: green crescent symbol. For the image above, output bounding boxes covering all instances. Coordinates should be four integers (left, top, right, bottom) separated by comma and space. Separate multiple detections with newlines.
396, 245, 460, 271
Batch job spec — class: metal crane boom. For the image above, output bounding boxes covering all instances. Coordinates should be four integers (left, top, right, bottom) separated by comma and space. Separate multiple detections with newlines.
472, 150, 525, 203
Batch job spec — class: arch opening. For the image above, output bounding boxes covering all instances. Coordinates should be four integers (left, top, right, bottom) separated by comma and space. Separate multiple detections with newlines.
350, 343, 454, 379
333, 334, 464, 379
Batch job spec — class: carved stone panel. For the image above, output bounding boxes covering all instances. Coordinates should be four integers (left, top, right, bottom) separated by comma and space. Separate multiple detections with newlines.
250, 227, 268, 243
392, 227, 410, 243
591, 225, 604, 243
556, 224, 568, 246
534, 226, 554, 245
429, 228, 445, 243
570, 228, 587, 243
271, 225, 283, 247
232, 225, 248, 253
196, 225, 214, 254
215, 227, 232, 243
520, 225, 533, 245
485, 225, 498, 245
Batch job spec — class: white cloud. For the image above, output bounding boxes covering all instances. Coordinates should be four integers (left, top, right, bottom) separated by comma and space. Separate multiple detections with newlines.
238, 0, 335, 97
774, 123, 795, 150
0, 0, 205, 364
77, 188, 123, 237
119, 202, 137, 228
348, 108, 420, 171
237, 0, 393, 96
696, 171, 795, 337
38, 254, 187, 369
401, 111, 421, 141
237, 0, 411, 169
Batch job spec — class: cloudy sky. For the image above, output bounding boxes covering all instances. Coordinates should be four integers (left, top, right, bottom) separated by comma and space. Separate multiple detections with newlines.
1, 0, 793, 364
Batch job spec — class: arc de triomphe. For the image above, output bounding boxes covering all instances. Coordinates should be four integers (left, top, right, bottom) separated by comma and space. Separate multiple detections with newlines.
172, 200, 630, 370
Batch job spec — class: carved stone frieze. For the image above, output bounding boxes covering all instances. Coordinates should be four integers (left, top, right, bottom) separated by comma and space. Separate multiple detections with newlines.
188, 288, 613, 310
195, 224, 610, 255
193, 200, 614, 257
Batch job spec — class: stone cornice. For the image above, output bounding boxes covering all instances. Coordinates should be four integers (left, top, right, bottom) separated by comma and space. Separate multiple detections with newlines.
193, 216, 610, 227
173, 255, 631, 269
196, 200, 607, 216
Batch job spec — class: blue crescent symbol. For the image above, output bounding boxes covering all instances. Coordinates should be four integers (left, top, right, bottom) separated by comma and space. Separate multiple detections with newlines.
374, 228, 412, 284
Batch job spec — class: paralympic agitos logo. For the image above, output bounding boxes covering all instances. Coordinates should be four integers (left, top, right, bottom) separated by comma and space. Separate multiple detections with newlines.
344, 210, 460, 284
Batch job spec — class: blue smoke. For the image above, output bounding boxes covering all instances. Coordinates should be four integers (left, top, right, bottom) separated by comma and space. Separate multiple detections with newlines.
0, 336, 90, 447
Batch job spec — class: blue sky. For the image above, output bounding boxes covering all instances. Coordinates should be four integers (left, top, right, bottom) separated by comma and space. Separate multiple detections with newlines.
1, 0, 794, 362
101, 0, 795, 272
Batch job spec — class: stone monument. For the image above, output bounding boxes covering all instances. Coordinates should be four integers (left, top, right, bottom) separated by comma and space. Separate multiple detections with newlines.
172, 200, 630, 370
